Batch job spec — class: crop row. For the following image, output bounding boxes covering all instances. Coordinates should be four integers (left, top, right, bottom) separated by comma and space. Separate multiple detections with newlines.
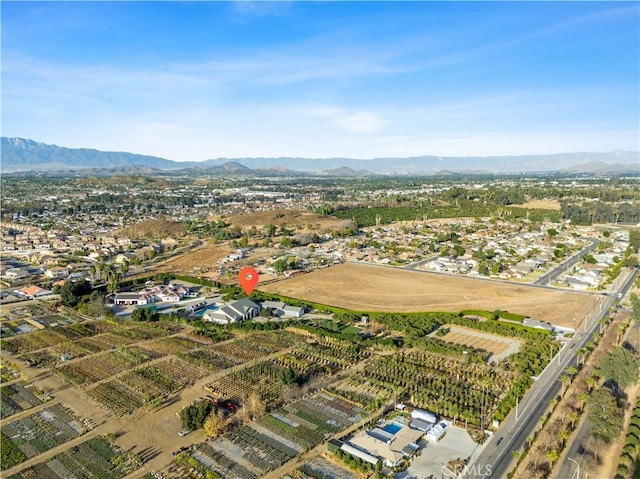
1, 383, 45, 420
56, 346, 163, 386
2, 330, 66, 354
177, 347, 243, 371
119, 358, 208, 401
1, 404, 86, 463
7, 435, 133, 479
86, 380, 145, 416
356, 352, 516, 426
144, 335, 208, 354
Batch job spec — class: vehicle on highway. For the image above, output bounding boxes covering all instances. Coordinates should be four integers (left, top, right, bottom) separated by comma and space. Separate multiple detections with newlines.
496, 436, 503, 446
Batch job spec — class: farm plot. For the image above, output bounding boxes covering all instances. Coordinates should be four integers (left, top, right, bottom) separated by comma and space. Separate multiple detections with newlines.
1, 404, 88, 466
189, 392, 363, 479
288, 339, 367, 371
205, 360, 298, 404
206, 337, 366, 404
31, 314, 73, 328
7, 435, 137, 479
0, 361, 20, 383
1, 329, 66, 354
110, 323, 182, 342
86, 380, 145, 416
439, 325, 521, 359
354, 351, 518, 427
1, 319, 37, 338
2, 304, 49, 321
258, 393, 363, 450
56, 346, 164, 386
178, 347, 244, 372
118, 358, 209, 402
1, 382, 48, 420
214, 331, 305, 362
299, 457, 358, 479
53, 321, 111, 341
74, 332, 136, 353
192, 423, 301, 479
144, 335, 210, 355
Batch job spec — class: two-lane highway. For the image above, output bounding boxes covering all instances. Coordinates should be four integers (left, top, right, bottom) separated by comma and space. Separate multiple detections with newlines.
462, 265, 638, 479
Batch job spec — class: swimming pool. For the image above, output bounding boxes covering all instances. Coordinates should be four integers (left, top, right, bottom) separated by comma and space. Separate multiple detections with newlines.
383, 421, 403, 435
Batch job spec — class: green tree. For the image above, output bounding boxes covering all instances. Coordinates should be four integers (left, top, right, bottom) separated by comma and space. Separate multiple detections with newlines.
587, 388, 624, 443
273, 258, 288, 273
56, 280, 92, 307
597, 347, 640, 395
180, 400, 215, 431
265, 223, 277, 237
131, 307, 159, 322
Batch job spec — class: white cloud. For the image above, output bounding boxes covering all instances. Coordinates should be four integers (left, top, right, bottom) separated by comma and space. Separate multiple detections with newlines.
304, 106, 386, 133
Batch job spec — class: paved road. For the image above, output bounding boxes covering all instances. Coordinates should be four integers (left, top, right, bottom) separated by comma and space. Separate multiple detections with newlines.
534, 238, 599, 286
462, 266, 638, 479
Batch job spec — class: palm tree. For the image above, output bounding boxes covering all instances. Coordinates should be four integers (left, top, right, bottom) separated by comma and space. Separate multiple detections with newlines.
578, 392, 589, 412
568, 412, 580, 429
575, 348, 587, 367
558, 430, 569, 447
565, 366, 578, 382
546, 450, 559, 470
559, 375, 570, 396
616, 323, 627, 345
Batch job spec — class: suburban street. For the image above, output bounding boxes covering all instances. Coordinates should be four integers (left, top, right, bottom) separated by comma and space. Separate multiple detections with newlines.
534, 238, 600, 286
461, 265, 638, 479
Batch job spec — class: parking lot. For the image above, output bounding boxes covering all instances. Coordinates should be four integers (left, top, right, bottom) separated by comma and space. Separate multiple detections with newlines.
397, 426, 479, 479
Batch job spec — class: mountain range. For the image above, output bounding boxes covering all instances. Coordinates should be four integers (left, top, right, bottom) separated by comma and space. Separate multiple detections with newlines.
2, 137, 638, 175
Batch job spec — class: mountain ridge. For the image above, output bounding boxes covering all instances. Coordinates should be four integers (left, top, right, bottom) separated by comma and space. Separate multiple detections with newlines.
2, 137, 638, 175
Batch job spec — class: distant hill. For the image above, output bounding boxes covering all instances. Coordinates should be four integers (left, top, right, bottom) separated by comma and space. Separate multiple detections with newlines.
2, 137, 638, 175
1, 137, 182, 172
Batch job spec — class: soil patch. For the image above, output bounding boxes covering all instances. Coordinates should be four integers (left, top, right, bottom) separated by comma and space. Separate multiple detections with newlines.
260, 263, 597, 326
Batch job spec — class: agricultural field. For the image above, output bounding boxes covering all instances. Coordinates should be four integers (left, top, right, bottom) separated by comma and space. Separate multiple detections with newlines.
1, 330, 67, 355
0, 309, 558, 477
261, 262, 597, 327
187, 392, 362, 479
1, 404, 89, 469
2, 321, 111, 358
7, 436, 140, 479
213, 330, 308, 362
298, 457, 359, 479
56, 346, 164, 386
1, 319, 38, 338
205, 336, 367, 404
1, 382, 50, 420
350, 350, 520, 427
0, 361, 20, 383
438, 325, 521, 360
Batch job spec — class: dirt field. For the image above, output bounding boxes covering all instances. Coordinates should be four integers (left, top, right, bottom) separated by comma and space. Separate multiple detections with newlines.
441, 326, 517, 357
149, 243, 235, 277
509, 199, 562, 210
260, 263, 598, 327
217, 209, 350, 234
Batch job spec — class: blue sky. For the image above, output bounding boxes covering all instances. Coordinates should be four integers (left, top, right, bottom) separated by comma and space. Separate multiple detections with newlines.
2, 1, 639, 161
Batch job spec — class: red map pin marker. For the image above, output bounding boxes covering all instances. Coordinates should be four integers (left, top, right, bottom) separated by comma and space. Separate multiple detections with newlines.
238, 267, 259, 295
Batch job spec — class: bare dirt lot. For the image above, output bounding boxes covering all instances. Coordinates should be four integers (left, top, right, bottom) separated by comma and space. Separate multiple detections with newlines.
217, 209, 350, 234
441, 325, 519, 357
148, 243, 234, 277
509, 199, 562, 210
261, 263, 597, 327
